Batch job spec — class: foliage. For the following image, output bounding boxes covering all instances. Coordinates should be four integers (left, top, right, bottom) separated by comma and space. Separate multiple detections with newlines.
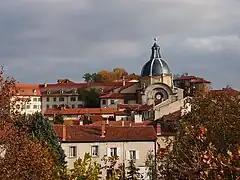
82, 73, 103, 83
154, 94, 240, 179
53, 114, 64, 124
70, 153, 101, 180
78, 88, 100, 108
83, 68, 140, 83
0, 68, 59, 179
126, 159, 140, 180
101, 155, 125, 180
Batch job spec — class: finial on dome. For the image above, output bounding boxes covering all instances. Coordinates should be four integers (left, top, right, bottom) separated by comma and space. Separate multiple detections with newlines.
154, 37, 157, 42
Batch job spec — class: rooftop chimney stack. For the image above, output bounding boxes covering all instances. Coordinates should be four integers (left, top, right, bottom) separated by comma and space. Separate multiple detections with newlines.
122, 120, 125, 127
101, 120, 106, 137
156, 123, 161, 135
62, 125, 67, 141
123, 76, 126, 86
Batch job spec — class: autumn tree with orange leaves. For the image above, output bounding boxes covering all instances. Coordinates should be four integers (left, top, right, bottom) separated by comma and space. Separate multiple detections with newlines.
0, 68, 63, 180
83, 68, 140, 82
147, 93, 240, 180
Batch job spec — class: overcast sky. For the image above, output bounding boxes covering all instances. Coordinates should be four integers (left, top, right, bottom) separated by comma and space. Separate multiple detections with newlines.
1, 0, 240, 89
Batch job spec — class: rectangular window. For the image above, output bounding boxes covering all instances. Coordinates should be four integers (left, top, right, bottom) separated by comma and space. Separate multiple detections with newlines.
78, 104, 83, 108
46, 97, 49, 102
91, 146, 99, 157
70, 97, 76, 101
110, 148, 117, 156
46, 104, 49, 109
102, 100, 106, 105
26, 105, 30, 109
78, 97, 81, 101
38, 97, 41, 102
69, 146, 77, 157
72, 104, 75, 108
33, 98, 37, 102
59, 97, 64, 101
33, 105, 37, 109
53, 97, 57, 102
129, 150, 136, 160
110, 100, 115, 105
52, 104, 58, 109
124, 99, 128, 104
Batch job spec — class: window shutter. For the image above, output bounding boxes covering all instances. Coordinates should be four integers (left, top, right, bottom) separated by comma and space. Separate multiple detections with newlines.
126, 150, 130, 160
107, 148, 111, 157
117, 147, 120, 157
136, 150, 140, 160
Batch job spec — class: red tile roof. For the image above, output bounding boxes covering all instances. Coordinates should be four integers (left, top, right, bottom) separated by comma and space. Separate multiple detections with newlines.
210, 88, 239, 96
174, 76, 211, 83
15, 84, 41, 96
44, 108, 116, 115
89, 120, 153, 127
53, 125, 157, 142
99, 93, 136, 99
117, 104, 153, 111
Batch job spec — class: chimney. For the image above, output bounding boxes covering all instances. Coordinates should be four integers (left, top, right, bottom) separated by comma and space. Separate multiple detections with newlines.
122, 120, 125, 127
62, 125, 67, 141
123, 76, 126, 86
44, 83, 47, 88
101, 120, 106, 137
106, 118, 109, 125
79, 120, 83, 125
156, 123, 161, 135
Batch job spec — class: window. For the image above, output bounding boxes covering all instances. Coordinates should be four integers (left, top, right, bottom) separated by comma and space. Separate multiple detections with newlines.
127, 150, 139, 160
53, 97, 57, 102
124, 99, 128, 104
110, 100, 115, 105
46, 104, 49, 109
110, 148, 117, 156
78, 104, 83, 108
59, 97, 64, 101
22, 105, 26, 109
129, 150, 136, 160
72, 104, 75, 108
52, 104, 58, 108
33, 98, 37, 102
69, 146, 77, 157
70, 97, 76, 101
91, 146, 99, 157
38, 97, 41, 102
26, 105, 30, 109
46, 97, 49, 102
102, 99, 106, 105
33, 105, 37, 109
78, 97, 81, 101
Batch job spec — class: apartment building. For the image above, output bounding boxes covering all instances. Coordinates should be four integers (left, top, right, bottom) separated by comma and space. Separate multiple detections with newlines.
14, 84, 42, 115
54, 124, 157, 179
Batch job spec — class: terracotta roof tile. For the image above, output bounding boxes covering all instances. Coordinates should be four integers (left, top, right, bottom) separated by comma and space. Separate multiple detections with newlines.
44, 108, 116, 115
53, 125, 157, 142
210, 88, 239, 96
90, 120, 153, 127
99, 93, 136, 99
15, 84, 41, 96
117, 104, 153, 111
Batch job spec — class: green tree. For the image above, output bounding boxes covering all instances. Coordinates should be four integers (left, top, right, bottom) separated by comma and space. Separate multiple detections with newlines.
53, 114, 64, 124
157, 94, 240, 179
83, 73, 92, 83
126, 159, 140, 180
78, 88, 100, 108
70, 153, 101, 180
91, 73, 103, 82
16, 113, 67, 177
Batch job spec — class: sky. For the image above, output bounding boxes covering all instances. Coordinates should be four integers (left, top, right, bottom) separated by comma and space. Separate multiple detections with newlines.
1, 0, 240, 89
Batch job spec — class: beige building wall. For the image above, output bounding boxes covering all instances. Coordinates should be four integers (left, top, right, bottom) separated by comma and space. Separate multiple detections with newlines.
62, 141, 155, 178
120, 83, 140, 94
100, 99, 124, 108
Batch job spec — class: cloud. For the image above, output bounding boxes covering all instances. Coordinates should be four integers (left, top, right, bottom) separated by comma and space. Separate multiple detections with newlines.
0, 0, 240, 89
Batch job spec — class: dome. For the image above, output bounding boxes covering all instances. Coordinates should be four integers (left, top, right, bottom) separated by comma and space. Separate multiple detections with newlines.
141, 40, 171, 76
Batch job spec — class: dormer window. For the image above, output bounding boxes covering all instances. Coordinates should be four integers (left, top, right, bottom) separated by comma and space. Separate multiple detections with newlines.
33, 89, 37, 95
73, 89, 77, 94
47, 90, 50, 94
60, 90, 64, 94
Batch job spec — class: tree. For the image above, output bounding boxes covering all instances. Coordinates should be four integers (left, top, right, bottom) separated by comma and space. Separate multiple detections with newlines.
78, 88, 100, 108
69, 153, 101, 180
126, 160, 140, 180
83, 73, 92, 83
53, 114, 64, 124
156, 94, 240, 179
0, 68, 60, 179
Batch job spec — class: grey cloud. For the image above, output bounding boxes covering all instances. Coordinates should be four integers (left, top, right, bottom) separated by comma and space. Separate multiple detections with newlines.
0, 0, 240, 89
